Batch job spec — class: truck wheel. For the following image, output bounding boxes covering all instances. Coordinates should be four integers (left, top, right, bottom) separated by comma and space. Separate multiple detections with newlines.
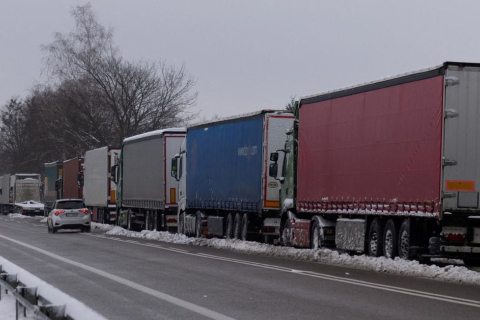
310, 220, 321, 250
398, 219, 411, 260
383, 219, 398, 259
226, 213, 234, 239
178, 212, 185, 234
145, 212, 150, 231
195, 214, 203, 238
127, 214, 132, 231
241, 214, 249, 241
281, 218, 292, 246
368, 218, 383, 257
233, 213, 242, 239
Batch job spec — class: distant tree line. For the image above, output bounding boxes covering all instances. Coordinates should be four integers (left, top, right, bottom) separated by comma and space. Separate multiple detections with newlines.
0, 3, 197, 174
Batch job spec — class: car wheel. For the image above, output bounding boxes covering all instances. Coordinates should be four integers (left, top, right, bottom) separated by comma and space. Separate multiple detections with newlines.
241, 213, 249, 241
226, 213, 234, 239
383, 219, 398, 259
398, 219, 411, 260
368, 218, 383, 257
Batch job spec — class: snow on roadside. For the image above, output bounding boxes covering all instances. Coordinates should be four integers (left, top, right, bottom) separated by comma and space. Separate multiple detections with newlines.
92, 223, 480, 286
0, 256, 106, 320
6, 213, 45, 220
0, 289, 35, 320
7, 213, 29, 219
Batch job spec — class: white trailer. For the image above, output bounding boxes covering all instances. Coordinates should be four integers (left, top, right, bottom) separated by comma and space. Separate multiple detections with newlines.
0, 174, 43, 215
116, 128, 185, 231
83, 146, 120, 224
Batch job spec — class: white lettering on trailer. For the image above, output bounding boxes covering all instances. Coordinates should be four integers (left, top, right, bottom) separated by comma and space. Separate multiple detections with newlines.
237, 146, 257, 157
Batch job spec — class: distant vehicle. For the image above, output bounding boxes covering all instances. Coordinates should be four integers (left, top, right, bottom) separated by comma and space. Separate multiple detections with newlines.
62, 157, 83, 200
47, 199, 91, 234
0, 174, 44, 215
114, 128, 185, 231
14, 200, 44, 216
171, 110, 294, 241
43, 161, 63, 214
83, 146, 119, 224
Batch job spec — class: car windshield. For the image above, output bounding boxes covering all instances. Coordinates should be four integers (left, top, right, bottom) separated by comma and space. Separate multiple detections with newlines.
56, 201, 85, 209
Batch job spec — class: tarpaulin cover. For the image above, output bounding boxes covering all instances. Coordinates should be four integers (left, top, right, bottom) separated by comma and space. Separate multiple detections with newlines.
297, 76, 444, 214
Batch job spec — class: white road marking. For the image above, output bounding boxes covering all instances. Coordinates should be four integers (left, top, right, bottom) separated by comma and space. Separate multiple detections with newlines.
0, 234, 236, 320
84, 233, 480, 309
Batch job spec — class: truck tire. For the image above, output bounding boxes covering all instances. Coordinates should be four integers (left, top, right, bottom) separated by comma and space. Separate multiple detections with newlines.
226, 213, 234, 239
178, 212, 185, 234
195, 213, 203, 238
383, 219, 398, 259
233, 213, 242, 239
281, 218, 292, 246
398, 219, 411, 260
127, 214, 132, 231
310, 220, 320, 250
368, 218, 383, 257
241, 214, 249, 241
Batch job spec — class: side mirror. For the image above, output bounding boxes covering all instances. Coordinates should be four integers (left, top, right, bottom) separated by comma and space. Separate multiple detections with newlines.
269, 163, 278, 178
111, 165, 119, 184
270, 152, 279, 162
171, 158, 178, 179
77, 171, 83, 187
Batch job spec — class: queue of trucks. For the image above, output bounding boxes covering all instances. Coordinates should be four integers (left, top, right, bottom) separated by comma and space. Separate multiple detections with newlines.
1, 61, 479, 264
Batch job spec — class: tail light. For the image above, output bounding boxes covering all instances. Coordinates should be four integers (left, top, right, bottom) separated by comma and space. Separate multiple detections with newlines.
78, 209, 90, 215
167, 218, 177, 223
444, 233, 465, 242
262, 226, 276, 233
54, 210, 65, 216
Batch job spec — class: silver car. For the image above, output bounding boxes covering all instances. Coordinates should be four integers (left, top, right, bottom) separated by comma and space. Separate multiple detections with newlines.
47, 199, 91, 233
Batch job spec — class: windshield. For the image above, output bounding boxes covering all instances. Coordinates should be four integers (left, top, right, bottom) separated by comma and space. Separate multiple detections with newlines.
56, 201, 85, 209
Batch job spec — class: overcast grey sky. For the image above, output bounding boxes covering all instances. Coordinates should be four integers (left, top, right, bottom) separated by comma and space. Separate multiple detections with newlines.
2, 0, 480, 119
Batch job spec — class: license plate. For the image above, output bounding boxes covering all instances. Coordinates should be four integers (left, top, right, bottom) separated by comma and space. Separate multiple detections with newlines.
66, 213, 77, 217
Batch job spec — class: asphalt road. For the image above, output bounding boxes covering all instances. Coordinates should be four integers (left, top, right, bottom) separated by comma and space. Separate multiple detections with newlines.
1, 215, 480, 320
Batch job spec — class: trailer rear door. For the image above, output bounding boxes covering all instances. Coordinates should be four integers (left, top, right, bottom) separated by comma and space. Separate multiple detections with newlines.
262, 113, 295, 210
442, 65, 480, 212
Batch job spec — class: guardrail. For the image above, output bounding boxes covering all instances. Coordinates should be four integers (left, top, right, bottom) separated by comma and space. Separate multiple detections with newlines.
0, 265, 67, 320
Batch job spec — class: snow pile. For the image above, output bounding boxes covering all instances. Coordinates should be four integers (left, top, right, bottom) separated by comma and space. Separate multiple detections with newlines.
40, 218, 47, 223
7, 213, 29, 219
95, 224, 480, 286
91, 222, 116, 232
0, 256, 106, 320
0, 290, 35, 320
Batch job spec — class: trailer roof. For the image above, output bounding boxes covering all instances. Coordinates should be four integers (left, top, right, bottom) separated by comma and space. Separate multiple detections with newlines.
188, 109, 290, 130
123, 128, 186, 143
300, 61, 480, 105
63, 157, 83, 164
44, 161, 62, 167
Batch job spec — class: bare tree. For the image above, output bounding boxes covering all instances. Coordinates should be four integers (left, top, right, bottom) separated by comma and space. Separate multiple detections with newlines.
285, 95, 296, 113
42, 3, 197, 146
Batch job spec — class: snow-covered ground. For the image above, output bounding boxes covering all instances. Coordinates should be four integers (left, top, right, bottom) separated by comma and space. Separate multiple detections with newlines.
0, 256, 106, 320
0, 289, 35, 320
7, 213, 44, 220
91, 222, 480, 286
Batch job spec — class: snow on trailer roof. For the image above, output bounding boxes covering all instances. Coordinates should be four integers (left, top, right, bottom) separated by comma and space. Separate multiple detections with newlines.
63, 157, 83, 163
44, 161, 62, 167
123, 128, 186, 143
299, 61, 480, 105
188, 109, 290, 129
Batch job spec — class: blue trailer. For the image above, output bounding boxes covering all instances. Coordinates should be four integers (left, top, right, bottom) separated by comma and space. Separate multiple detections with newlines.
172, 110, 294, 242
